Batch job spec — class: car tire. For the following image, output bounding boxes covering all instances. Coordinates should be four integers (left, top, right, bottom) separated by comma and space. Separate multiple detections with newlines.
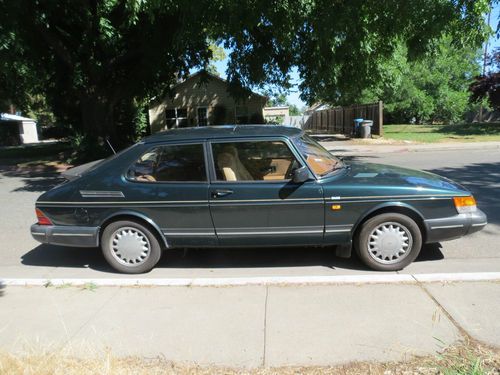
354, 213, 422, 271
101, 220, 162, 274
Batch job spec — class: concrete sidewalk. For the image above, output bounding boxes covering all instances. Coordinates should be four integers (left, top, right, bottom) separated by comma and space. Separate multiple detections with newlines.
0, 281, 498, 368
318, 140, 500, 155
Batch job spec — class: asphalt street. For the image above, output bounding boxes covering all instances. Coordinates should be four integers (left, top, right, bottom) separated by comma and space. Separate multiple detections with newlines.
0, 147, 499, 279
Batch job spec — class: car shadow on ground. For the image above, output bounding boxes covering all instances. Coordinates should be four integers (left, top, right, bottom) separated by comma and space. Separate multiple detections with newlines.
20, 243, 444, 274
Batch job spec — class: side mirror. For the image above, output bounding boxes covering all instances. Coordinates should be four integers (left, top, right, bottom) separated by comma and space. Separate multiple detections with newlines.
292, 166, 311, 183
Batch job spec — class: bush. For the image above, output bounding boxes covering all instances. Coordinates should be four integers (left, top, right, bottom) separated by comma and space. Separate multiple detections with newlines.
40, 125, 72, 140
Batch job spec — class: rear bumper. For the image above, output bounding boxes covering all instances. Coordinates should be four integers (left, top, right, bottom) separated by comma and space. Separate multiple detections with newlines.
424, 209, 487, 243
31, 224, 99, 247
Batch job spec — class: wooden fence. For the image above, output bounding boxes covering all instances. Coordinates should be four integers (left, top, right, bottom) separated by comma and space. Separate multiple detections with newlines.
305, 101, 383, 136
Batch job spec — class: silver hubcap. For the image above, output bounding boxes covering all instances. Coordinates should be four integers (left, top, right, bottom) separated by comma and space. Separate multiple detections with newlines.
367, 222, 413, 264
110, 227, 151, 266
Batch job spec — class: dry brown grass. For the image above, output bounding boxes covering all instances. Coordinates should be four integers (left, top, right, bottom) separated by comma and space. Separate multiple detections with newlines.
1, 340, 499, 375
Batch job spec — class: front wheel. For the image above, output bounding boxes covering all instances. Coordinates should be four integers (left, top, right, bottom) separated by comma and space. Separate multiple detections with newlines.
101, 220, 162, 274
354, 213, 422, 271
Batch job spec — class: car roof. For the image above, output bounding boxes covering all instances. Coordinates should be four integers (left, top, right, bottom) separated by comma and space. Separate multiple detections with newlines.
144, 125, 303, 143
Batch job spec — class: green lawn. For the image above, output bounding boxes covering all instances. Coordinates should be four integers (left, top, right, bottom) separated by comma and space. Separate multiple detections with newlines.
0, 141, 73, 170
383, 123, 500, 143
0, 141, 71, 160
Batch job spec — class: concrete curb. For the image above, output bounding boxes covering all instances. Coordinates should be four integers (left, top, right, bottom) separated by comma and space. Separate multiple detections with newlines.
3, 272, 500, 287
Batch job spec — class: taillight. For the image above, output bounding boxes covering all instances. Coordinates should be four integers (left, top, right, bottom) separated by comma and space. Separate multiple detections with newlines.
453, 196, 477, 214
36, 208, 53, 225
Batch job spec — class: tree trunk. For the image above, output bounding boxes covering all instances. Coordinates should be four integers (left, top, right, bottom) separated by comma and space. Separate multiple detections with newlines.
80, 94, 116, 142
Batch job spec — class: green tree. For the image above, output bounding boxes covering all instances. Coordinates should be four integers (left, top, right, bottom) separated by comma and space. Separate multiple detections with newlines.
205, 43, 227, 76
265, 92, 302, 115
1, 0, 214, 149
358, 37, 482, 124
266, 93, 288, 107
0, 20, 46, 115
289, 104, 301, 116
0, 0, 490, 154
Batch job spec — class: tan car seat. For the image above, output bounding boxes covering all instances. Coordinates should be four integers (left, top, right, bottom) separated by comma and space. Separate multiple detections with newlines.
262, 159, 292, 180
217, 146, 254, 181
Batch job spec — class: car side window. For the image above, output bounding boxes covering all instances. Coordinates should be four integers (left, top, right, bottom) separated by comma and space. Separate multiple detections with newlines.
212, 140, 300, 181
127, 144, 206, 182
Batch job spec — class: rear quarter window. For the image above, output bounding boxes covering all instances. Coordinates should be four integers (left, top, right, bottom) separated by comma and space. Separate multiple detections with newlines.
127, 144, 206, 182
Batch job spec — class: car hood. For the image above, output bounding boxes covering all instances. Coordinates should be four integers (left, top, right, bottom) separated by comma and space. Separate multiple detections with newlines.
335, 161, 468, 193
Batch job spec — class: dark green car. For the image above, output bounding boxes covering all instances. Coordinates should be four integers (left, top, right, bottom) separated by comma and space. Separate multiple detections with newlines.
31, 125, 487, 273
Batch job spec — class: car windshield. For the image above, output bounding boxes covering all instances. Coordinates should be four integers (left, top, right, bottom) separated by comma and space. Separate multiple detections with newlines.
294, 134, 343, 177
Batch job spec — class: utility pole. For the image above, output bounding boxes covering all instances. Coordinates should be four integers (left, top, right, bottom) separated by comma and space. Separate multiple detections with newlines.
479, 5, 492, 123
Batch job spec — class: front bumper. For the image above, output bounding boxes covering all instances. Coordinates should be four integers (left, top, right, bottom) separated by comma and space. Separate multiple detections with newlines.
424, 209, 487, 243
31, 224, 99, 247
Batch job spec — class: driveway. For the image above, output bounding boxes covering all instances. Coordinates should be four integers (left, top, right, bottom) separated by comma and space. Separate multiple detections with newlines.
0, 147, 499, 280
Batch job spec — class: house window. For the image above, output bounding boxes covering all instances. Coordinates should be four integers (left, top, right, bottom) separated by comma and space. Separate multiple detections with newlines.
235, 106, 249, 124
197, 107, 208, 126
165, 107, 188, 129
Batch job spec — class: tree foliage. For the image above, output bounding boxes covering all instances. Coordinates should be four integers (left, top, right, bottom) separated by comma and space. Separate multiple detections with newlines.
0, 0, 490, 154
205, 43, 227, 76
1, 0, 214, 149
289, 104, 301, 116
266, 93, 288, 107
359, 37, 481, 124
266, 92, 301, 116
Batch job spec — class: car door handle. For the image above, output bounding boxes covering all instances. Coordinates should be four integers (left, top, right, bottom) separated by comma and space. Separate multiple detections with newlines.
211, 189, 234, 198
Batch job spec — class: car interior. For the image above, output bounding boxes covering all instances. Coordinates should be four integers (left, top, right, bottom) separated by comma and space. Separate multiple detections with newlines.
129, 145, 206, 182
128, 141, 300, 183
213, 141, 298, 181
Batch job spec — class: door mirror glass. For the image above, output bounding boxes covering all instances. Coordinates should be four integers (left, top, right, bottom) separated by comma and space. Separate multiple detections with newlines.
292, 166, 310, 183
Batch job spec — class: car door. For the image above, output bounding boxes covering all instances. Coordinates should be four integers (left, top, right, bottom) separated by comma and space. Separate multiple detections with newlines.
208, 137, 324, 246
126, 142, 215, 247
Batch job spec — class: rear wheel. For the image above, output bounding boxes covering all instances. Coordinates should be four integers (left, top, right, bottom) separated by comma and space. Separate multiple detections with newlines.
101, 220, 162, 274
354, 213, 422, 271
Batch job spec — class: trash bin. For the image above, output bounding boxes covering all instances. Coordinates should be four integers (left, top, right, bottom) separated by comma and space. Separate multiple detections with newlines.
353, 118, 364, 136
360, 120, 373, 138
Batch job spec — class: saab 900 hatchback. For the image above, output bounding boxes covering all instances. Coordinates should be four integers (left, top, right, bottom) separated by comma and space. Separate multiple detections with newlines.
31, 125, 487, 273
